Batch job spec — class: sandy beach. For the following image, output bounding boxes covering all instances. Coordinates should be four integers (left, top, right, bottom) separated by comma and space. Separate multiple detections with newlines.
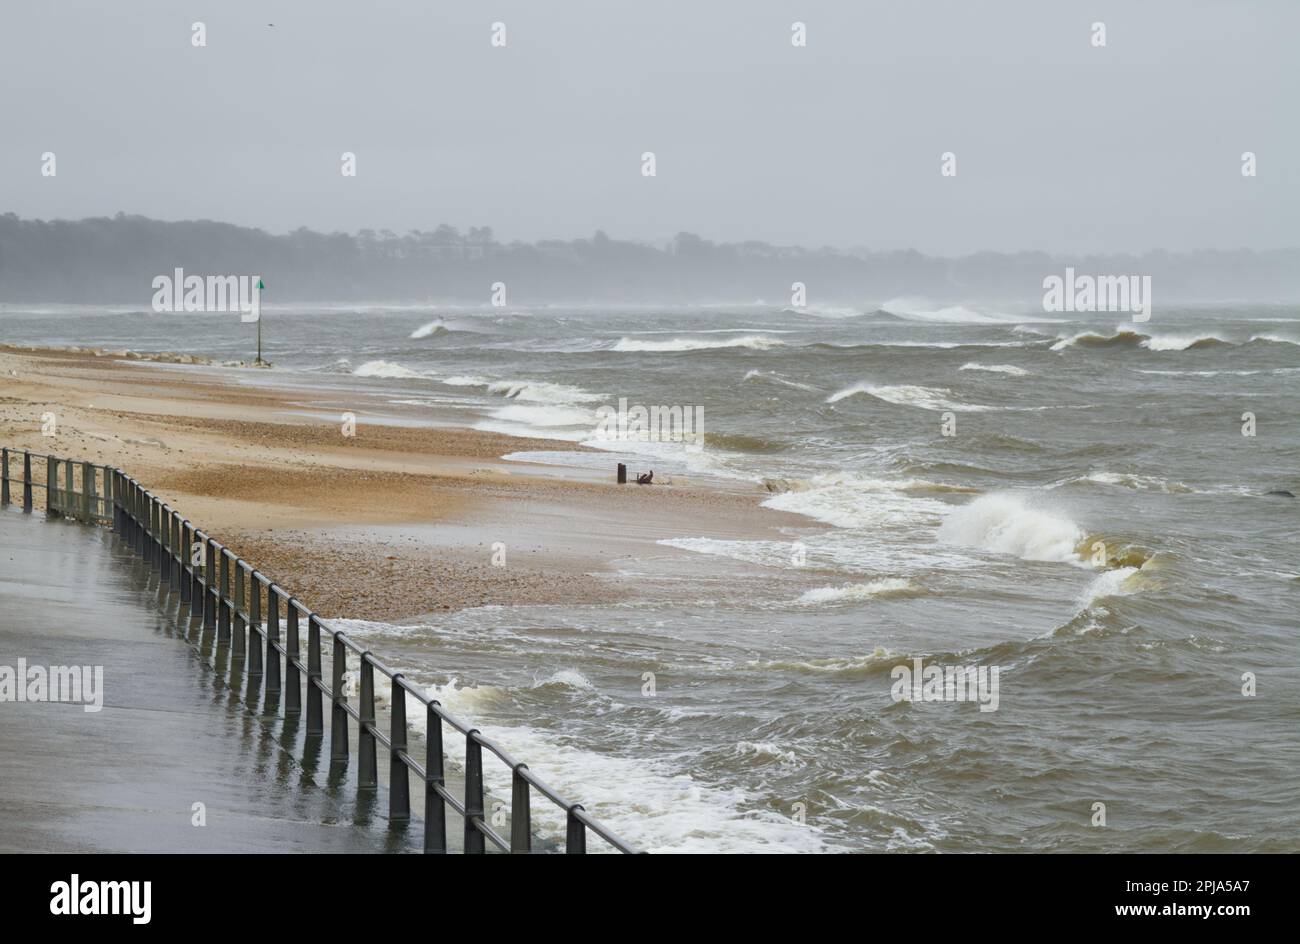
0, 344, 804, 620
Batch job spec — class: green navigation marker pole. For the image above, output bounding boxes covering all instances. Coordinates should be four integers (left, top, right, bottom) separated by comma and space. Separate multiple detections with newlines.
245, 276, 269, 366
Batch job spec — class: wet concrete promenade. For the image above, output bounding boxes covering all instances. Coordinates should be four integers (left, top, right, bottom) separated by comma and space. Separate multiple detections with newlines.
0, 508, 423, 853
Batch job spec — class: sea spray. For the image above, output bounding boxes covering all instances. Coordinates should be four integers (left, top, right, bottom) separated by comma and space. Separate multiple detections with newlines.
938, 493, 1085, 563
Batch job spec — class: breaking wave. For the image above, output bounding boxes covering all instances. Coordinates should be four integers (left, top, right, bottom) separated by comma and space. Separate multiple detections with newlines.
958, 363, 1030, 376
1062, 471, 1196, 493
797, 579, 918, 605
1051, 328, 1232, 352
826, 383, 993, 412
612, 335, 784, 353
760, 474, 961, 531
354, 359, 425, 379
937, 492, 1086, 563
409, 320, 447, 339
1077, 566, 1140, 610
742, 369, 821, 392
876, 298, 1033, 324
485, 379, 603, 403
1142, 334, 1231, 352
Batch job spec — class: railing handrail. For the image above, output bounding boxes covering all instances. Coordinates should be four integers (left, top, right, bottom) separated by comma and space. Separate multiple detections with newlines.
1, 445, 640, 855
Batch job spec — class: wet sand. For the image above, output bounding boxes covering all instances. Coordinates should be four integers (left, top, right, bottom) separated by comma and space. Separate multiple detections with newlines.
0, 345, 807, 620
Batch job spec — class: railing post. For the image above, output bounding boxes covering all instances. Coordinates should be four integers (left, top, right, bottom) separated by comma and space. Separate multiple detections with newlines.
158, 504, 170, 585
134, 485, 145, 556
64, 458, 74, 519
330, 636, 349, 764
171, 512, 181, 586
389, 677, 410, 823
45, 456, 58, 518
248, 576, 262, 672
190, 531, 204, 619
358, 657, 377, 790
233, 562, 246, 656
217, 550, 231, 641
265, 587, 281, 694
152, 498, 161, 568
81, 461, 93, 522
306, 616, 324, 735
178, 521, 191, 603
424, 704, 447, 854
285, 604, 300, 714
22, 451, 32, 513
148, 497, 158, 567
203, 542, 216, 629
153, 498, 161, 567
511, 765, 532, 853
464, 732, 485, 854
565, 805, 588, 854
1, 448, 8, 506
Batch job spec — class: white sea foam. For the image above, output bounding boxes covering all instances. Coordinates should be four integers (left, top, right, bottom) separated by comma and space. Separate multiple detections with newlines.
611, 335, 784, 353
315, 644, 834, 853
938, 492, 1085, 563
488, 403, 595, 428
742, 648, 896, 675
797, 579, 915, 605
1077, 566, 1139, 609
793, 305, 862, 319
878, 297, 1050, 327
878, 298, 1041, 324
958, 362, 1029, 376
826, 383, 993, 412
1141, 333, 1230, 351
486, 379, 603, 403
760, 474, 953, 530
420, 676, 828, 853
354, 359, 426, 379
735, 741, 801, 766
409, 320, 446, 339
1072, 471, 1195, 493
532, 668, 596, 691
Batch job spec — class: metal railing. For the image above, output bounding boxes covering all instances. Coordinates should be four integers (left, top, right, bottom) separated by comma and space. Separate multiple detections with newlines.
1, 446, 639, 854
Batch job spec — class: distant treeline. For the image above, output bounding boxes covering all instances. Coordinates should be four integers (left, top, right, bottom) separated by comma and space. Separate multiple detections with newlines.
2, 212, 1298, 305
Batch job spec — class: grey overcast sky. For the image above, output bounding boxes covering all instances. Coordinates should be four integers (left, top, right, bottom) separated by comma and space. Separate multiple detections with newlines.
1, 0, 1295, 255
